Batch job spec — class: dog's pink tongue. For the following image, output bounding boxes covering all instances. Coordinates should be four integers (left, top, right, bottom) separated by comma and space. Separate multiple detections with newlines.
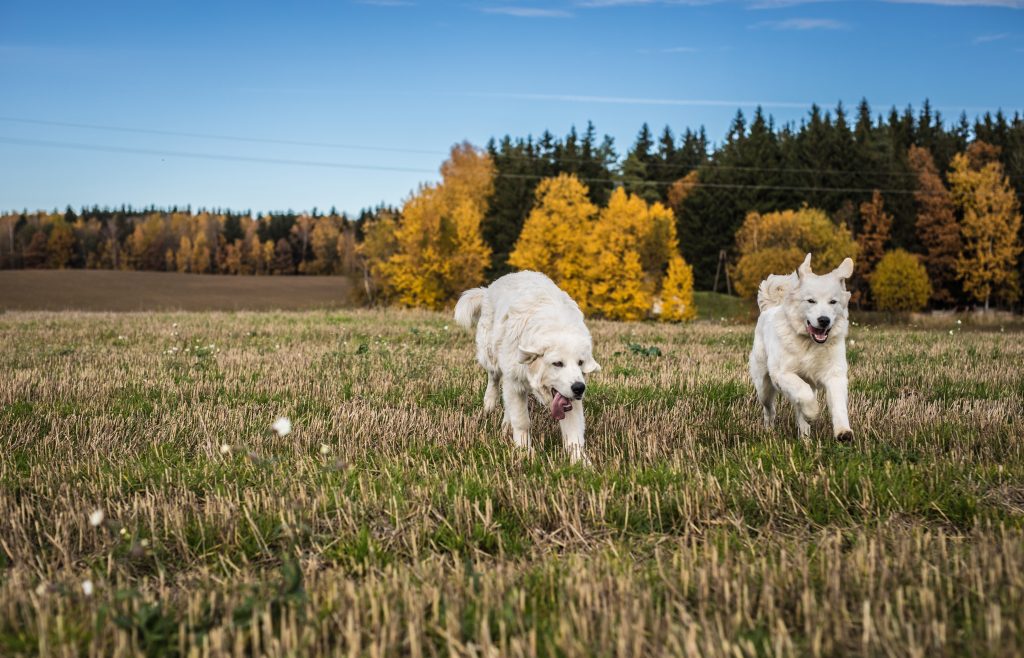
551, 392, 573, 421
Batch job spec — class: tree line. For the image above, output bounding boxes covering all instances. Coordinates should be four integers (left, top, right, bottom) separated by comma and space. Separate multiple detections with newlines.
3, 99, 1022, 312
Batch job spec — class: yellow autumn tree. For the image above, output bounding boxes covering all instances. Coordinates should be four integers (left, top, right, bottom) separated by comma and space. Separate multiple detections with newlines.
731, 207, 859, 298
660, 255, 697, 322
46, 220, 75, 269
176, 235, 192, 272
359, 212, 399, 302
585, 188, 658, 320
508, 174, 598, 306
379, 143, 494, 309
191, 231, 211, 274
948, 145, 1023, 310
870, 249, 931, 312
307, 216, 341, 275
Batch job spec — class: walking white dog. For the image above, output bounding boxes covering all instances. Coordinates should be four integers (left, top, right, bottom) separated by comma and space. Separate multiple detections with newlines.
454, 271, 601, 463
749, 254, 856, 442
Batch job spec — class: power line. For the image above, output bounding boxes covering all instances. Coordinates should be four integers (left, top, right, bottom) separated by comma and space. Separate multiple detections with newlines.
0, 116, 443, 156
0, 135, 970, 197
0, 136, 437, 175
7, 114, 1019, 180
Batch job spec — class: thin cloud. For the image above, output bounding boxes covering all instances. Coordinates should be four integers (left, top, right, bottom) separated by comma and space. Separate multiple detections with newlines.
973, 33, 1010, 42
747, 0, 838, 8
636, 45, 699, 53
576, 0, 721, 6
480, 6, 574, 17
753, 17, 848, 29
457, 91, 812, 108
884, 0, 1023, 7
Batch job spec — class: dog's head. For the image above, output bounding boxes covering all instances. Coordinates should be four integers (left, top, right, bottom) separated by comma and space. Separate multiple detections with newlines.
518, 331, 601, 407
787, 253, 854, 345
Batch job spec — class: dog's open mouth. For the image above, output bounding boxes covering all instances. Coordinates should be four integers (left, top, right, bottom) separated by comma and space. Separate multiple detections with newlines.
551, 389, 573, 421
806, 322, 830, 344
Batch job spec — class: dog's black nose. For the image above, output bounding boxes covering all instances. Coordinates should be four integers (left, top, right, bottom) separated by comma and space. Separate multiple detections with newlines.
817, 316, 831, 328
571, 382, 586, 398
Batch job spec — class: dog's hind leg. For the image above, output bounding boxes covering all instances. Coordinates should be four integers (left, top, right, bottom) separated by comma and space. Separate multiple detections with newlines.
484, 370, 501, 413
823, 375, 854, 442
558, 403, 590, 466
502, 383, 533, 455
773, 372, 818, 438
750, 359, 776, 429
755, 375, 777, 429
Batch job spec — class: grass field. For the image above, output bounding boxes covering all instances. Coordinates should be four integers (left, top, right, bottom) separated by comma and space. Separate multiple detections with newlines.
2, 308, 1024, 657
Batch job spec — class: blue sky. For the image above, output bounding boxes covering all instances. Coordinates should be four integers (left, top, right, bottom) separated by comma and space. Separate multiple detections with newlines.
1, 0, 1022, 215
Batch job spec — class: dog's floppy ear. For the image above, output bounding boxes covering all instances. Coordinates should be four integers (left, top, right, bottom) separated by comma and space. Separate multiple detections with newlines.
518, 345, 543, 364
582, 357, 601, 374
796, 253, 813, 279
833, 257, 854, 281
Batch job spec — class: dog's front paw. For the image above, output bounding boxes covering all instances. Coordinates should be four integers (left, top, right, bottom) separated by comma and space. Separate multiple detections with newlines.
800, 399, 820, 422
568, 449, 592, 467
836, 430, 854, 443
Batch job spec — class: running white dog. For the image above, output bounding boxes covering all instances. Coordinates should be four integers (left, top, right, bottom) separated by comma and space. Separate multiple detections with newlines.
454, 271, 601, 463
749, 254, 855, 442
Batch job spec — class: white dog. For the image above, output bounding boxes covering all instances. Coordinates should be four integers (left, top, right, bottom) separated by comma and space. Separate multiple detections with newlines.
454, 271, 601, 463
749, 254, 855, 442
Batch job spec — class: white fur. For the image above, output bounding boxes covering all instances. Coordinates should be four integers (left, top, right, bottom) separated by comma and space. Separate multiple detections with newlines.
454, 271, 601, 464
749, 254, 856, 441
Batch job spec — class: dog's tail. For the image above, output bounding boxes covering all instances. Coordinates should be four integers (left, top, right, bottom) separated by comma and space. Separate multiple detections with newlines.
454, 287, 486, 329
757, 272, 797, 312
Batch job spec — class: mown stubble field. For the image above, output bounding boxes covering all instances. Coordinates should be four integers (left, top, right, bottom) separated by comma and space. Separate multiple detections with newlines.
1, 309, 1023, 657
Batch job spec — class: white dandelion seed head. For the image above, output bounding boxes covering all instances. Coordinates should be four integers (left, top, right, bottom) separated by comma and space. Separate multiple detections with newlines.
219, 443, 231, 455
89, 509, 105, 527
272, 417, 292, 437
320, 444, 330, 455
81, 580, 94, 597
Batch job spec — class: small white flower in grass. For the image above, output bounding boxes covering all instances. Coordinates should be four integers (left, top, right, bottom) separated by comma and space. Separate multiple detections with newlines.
956, 319, 962, 325
272, 416, 292, 437
849, 340, 856, 346
119, 527, 128, 536
320, 444, 330, 455
140, 539, 150, 548
219, 443, 231, 455
443, 325, 449, 331
35, 582, 48, 596
81, 580, 94, 597
89, 509, 105, 527
949, 330, 955, 336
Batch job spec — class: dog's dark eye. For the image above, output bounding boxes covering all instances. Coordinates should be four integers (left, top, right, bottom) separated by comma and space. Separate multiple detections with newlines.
578, 360, 584, 367
829, 300, 837, 305
553, 361, 564, 368
807, 299, 816, 304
